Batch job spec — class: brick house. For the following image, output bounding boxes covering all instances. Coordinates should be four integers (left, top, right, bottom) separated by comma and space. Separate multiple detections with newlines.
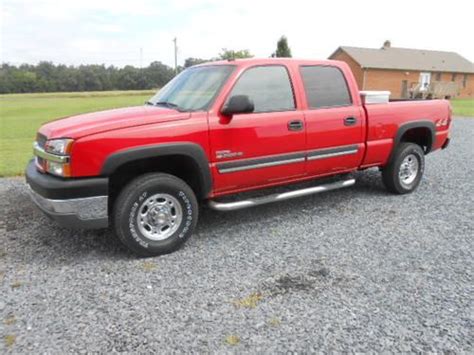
329, 41, 474, 99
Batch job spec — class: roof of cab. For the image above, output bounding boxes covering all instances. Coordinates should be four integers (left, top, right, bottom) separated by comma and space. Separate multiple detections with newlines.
193, 57, 344, 68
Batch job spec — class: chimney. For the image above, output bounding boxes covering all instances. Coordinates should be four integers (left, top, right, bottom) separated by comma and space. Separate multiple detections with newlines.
382, 40, 391, 49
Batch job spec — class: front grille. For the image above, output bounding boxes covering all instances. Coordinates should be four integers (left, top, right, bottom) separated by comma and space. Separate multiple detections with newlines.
35, 133, 48, 172
36, 133, 47, 149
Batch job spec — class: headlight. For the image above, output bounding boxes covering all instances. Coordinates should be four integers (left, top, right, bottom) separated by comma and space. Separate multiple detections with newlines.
34, 138, 74, 177
45, 139, 73, 156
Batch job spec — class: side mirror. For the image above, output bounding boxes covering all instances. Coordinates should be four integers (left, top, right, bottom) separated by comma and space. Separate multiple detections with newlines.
221, 95, 254, 117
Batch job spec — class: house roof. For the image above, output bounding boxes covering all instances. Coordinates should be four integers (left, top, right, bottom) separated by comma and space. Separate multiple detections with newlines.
331, 46, 474, 74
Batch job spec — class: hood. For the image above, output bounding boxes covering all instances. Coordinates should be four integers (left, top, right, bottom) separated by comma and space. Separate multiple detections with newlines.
39, 106, 191, 139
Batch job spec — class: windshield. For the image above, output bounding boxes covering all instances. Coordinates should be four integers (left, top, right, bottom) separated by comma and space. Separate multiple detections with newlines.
148, 65, 235, 112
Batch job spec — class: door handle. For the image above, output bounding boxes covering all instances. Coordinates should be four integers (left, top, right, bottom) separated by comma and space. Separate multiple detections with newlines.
288, 120, 304, 131
344, 116, 357, 126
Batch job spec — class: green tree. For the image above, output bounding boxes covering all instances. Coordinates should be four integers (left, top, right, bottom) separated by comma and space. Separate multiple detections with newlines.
12, 71, 38, 92
274, 36, 292, 58
184, 57, 209, 68
218, 49, 253, 60
143, 61, 175, 88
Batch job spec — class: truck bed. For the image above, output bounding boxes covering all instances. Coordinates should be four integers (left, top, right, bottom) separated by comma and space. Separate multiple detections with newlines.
360, 99, 451, 168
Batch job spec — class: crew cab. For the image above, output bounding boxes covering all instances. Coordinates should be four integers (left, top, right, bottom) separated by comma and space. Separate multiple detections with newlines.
26, 58, 451, 256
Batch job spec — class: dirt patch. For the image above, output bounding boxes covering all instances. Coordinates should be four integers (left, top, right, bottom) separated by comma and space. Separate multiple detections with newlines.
261, 267, 331, 297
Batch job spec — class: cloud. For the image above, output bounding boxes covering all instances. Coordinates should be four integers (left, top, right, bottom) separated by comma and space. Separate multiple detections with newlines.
1, 0, 473, 67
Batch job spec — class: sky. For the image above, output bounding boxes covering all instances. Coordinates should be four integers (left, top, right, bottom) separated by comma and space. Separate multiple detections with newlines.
1, 0, 473, 68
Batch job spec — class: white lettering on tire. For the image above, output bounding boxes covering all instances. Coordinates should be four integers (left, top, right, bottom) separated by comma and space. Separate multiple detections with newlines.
178, 191, 193, 239
129, 193, 149, 248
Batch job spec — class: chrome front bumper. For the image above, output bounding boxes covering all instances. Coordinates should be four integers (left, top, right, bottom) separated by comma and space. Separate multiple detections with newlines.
28, 186, 109, 229
25, 159, 109, 229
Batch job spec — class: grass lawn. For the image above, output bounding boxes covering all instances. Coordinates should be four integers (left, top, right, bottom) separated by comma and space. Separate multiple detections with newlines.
0, 91, 472, 177
451, 99, 474, 117
0, 90, 155, 177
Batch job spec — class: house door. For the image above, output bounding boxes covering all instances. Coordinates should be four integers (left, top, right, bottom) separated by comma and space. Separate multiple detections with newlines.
419, 72, 431, 92
401, 80, 408, 98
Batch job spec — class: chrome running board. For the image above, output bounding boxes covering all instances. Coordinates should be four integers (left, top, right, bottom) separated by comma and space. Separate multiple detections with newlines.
208, 178, 356, 211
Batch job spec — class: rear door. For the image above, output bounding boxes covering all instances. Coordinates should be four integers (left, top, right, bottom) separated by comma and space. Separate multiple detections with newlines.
299, 65, 365, 176
208, 65, 306, 195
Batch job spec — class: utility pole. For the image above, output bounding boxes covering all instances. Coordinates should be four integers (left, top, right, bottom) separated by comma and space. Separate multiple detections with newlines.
173, 37, 178, 74
139, 47, 143, 69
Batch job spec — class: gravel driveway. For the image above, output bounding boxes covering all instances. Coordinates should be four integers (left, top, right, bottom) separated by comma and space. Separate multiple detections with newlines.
1, 117, 473, 353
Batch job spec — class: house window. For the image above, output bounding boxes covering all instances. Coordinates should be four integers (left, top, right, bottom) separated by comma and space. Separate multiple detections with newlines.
452, 73, 457, 81
435, 73, 441, 81
463, 74, 468, 88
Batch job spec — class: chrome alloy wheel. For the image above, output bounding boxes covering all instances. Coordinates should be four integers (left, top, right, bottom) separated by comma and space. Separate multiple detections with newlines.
136, 193, 183, 241
398, 154, 419, 186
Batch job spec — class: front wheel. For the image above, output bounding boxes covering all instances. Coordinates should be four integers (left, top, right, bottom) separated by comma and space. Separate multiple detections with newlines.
113, 173, 198, 257
382, 143, 425, 194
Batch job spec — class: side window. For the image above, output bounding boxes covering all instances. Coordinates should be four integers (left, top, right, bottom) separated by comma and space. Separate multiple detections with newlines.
300, 66, 352, 108
228, 66, 295, 113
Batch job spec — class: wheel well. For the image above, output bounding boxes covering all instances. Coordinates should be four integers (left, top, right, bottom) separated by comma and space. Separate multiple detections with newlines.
400, 127, 433, 153
108, 155, 205, 209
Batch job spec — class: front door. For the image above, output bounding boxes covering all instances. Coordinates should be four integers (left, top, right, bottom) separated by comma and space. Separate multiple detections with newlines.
401, 80, 408, 98
299, 65, 365, 177
419, 72, 431, 91
208, 65, 306, 195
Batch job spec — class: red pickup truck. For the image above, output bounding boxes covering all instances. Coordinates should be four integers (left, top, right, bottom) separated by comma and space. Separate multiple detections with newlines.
26, 58, 451, 256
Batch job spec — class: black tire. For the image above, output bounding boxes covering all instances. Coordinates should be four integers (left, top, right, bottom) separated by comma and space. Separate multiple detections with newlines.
113, 173, 198, 257
382, 143, 425, 194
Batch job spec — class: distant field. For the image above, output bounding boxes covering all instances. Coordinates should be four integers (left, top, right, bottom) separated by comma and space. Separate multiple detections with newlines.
0, 91, 472, 177
0, 90, 155, 176
451, 99, 474, 117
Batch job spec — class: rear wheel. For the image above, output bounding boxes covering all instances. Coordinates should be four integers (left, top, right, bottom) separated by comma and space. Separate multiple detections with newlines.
113, 173, 198, 256
382, 143, 425, 194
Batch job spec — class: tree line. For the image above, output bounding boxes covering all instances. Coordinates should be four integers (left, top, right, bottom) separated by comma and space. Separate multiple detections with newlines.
0, 36, 292, 94
0, 61, 175, 94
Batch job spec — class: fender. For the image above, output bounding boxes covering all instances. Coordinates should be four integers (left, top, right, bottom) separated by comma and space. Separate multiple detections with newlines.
393, 120, 436, 154
101, 142, 212, 198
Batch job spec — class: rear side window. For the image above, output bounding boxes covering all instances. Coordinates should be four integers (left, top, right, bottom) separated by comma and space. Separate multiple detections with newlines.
228, 65, 295, 112
300, 66, 352, 108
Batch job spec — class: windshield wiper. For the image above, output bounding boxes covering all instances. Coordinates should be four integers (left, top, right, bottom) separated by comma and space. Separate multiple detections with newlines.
153, 101, 181, 110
